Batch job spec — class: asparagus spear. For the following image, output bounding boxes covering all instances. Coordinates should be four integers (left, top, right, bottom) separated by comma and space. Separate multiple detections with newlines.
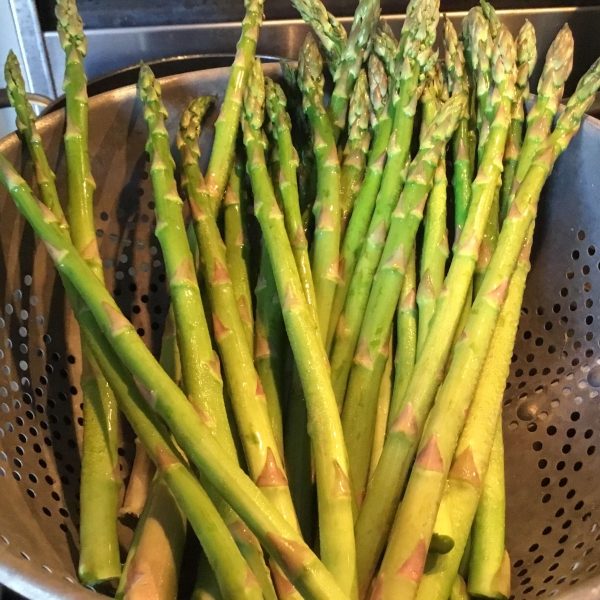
121, 440, 156, 518
254, 244, 286, 460
341, 92, 465, 511
203, 0, 264, 213
117, 303, 187, 600
510, 24, 574, 198
444, 18, 472, 247
416, 64, 449, 355
48, 6, 123, 582
153, 83, 279, 600
368, 334, 393, 479
298, 34, 341, 340
326, 52, 393, 353
375, 57, 600, 599
290, 0, 346, 73
372, 22, 398, 78
140, 70, 237, 462
340, 69, 371, 235
264, 75, 318, 546
328, 0, 381, 140
417, 233, 531, 600
354, 26, 516, 595
242, 59, 357, 598
0, 155, 348, 600
176, 85, 301, 535
500, 20, 537, 221
265, 77, 318, 323
388, 249, 417, 427
225, 151, 254, 351
116, 475, 187, 600
329, 0, 439, 402
468, 423, 509, 598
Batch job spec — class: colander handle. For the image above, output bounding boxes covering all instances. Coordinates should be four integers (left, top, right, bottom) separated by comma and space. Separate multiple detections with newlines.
0, 88, 53, 110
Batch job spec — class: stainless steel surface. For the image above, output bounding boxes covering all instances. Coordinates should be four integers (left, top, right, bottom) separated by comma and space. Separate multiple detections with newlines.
8, 0, 55, 100
42, 7, 600, 96
1, 62, 600, 600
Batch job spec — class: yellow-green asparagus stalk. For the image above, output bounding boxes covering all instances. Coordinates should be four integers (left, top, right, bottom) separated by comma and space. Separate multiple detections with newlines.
328, 0, 381, 140
203, 0, 265, 213
116, 475, 187, 600
298, 33, 341, 340
340, 69, 371, 235
52, 3, 122, 581
326, 52, 393, 354
368, 333, 393, 479
418, 234, 531, 600
151, 81, 278, 600
416, 63, 449, 356
388, 249, 417, 428
224, 151, 254, 351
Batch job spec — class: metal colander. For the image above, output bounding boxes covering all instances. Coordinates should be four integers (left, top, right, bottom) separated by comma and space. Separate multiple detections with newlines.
0, 62, 599, 600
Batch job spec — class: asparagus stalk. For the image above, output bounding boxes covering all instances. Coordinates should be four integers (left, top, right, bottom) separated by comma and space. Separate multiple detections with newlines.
416, 64, 449, 355
150, 80, 279, 600
328, 0, 381, 140
242, 59, 357, 598
117, 301, 187, 600
375, 58, 600, 599
120, 439, 156, 518
468, 423, 509, 599
203, 0, 264, 213
326, 52, 393, 353
224, 150, 254, 351
116, 475, 187, 600
290, 0, 346, 74
510, 24, 574, 198
0, 156, 348, 600
176, 85, 301, 535
368, 330, 393, 479
354, 27, 516, 595
500, 20, 537, 221
254, 243, 286, 460
388, 249, 417, 427
140, 70, 237, 461
298, 34, 341, 340
450, 576, 469, 600
372, 22, 398, 78
264, 76, 318, 546
417, 235, 531, 600
265, 77, 318, 323
48, 7, 123, 581
341, 92, 465, 508
340, 69, 371, 235
329, 0, 439, 402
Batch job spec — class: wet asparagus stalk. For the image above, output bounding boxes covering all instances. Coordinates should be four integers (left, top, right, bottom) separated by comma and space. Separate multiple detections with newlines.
42, 2, 123, 581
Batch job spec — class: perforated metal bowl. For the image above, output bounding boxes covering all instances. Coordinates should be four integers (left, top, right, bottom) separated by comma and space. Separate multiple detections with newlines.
0, 63, 600, 600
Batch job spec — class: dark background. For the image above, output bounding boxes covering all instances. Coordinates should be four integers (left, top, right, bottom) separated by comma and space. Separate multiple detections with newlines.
35, 0, 598, 30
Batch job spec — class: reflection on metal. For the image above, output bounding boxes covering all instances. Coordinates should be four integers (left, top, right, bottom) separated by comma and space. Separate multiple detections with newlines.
8, 0, 55, 99
43, 7, 600, 94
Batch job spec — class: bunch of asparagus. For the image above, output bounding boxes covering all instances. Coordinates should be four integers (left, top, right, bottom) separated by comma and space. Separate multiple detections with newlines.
2, 0, 600, 597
